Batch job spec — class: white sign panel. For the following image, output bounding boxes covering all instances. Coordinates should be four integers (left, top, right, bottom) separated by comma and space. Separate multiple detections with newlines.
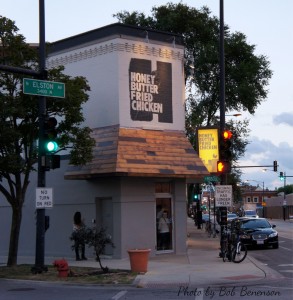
36, 188, 53, 209
215, 185, 232, 207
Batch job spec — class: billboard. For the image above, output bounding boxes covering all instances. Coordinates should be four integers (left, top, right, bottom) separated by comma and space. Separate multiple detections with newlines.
197, 127, 219, 173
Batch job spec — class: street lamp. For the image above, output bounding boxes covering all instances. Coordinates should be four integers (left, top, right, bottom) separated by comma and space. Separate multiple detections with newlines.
225, 113, 242, 117
245, 180, 265, 217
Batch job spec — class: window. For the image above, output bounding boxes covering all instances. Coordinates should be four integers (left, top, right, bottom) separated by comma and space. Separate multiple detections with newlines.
155, 182, 171, 193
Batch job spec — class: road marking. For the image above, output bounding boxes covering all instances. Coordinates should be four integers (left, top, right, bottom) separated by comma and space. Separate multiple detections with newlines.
280, 246, 292, 251
278, 264, 293, 267
112, 290, 127, 300
279, 270, 293, 273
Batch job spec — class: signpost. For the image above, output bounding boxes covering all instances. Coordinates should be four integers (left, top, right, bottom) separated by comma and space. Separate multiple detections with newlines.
36, 188, 53, 209
204, 175, 220, 183
215, 185, 232, 207
23, 78, 65, 98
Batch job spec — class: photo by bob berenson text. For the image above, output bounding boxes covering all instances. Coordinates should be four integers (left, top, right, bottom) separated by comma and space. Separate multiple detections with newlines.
177, 286, 281, 298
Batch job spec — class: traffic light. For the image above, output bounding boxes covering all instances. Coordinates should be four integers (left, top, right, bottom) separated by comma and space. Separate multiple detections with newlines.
279, 172, 284, 181
219, 129, 233, 161
43, 116, 60, 170
273, 160, 278, 172
192, 184, 201, 201
218, 129, 232, 174
44, 116, 58, 153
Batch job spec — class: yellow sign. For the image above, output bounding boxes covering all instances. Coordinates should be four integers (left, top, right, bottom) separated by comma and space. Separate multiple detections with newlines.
197, 128, 219, 173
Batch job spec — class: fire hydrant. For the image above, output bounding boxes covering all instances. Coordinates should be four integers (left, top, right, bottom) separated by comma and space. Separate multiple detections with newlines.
53, 259, 69, 277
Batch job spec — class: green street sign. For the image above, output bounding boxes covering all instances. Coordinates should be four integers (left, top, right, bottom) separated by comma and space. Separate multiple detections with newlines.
23, 78, 65, 98
204, 175, 220, 183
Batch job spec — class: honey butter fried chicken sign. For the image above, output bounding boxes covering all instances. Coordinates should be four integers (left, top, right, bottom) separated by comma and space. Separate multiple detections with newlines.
215, 185, 232, 207
129, 58, 173, 123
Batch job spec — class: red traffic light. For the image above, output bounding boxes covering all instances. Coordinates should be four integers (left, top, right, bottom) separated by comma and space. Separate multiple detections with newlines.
222, 130, 232, 140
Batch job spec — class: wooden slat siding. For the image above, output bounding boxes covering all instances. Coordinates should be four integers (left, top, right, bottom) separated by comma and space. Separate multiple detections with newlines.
64, 125, 209, 179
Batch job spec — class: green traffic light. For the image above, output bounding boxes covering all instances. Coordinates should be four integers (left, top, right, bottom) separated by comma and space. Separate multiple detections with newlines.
46, 141, 58, 152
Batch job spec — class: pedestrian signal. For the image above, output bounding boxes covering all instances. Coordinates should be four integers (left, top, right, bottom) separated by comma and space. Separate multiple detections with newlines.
217, 160, 231, 173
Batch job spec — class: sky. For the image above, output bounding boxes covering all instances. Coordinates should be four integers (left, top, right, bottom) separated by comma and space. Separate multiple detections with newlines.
2, 0, 293, 190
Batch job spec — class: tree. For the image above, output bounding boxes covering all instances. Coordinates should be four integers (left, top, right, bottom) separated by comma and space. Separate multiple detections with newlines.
114, 3, 272, 168
277, 184, 293, 195
0, 16, 95, 266
70, 226, 115, 273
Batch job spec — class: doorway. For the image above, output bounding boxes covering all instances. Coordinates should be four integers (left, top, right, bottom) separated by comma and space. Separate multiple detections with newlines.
95, 197, 114, 256
156, 197, 173, 252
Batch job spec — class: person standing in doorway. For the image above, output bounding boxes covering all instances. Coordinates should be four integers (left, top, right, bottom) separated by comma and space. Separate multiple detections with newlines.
158, 210, 171, 250
73, 211, 87, 261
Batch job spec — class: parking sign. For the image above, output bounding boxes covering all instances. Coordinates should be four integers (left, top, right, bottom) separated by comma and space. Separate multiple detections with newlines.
215, 185, 232, 207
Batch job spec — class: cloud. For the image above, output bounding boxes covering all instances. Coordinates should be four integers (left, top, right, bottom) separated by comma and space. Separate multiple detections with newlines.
273, 112, 293, 127
238, 136, 293, 189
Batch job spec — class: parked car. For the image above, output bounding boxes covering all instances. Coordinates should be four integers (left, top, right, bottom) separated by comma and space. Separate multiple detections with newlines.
202, 214, 211, 223
244, 210, 259, 218
231, 217, 278, 249
227, 213, 238, 221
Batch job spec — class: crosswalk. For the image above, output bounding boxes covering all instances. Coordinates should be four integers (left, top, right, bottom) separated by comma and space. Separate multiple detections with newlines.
277, 264, 293, 275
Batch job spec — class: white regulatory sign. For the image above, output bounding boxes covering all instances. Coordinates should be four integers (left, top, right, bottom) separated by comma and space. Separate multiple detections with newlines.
215, 185, 232, 207
36, 188, 53, 209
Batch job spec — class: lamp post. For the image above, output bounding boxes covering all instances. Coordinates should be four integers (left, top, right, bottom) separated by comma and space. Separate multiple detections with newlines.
245, 180, 265, 217
225, 113, 242, 117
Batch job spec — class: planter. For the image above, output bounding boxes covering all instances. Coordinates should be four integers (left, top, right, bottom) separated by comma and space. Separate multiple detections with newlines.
127, 249, 151, 273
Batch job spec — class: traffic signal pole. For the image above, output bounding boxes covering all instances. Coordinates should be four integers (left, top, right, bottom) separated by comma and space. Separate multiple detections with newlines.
219, 0, 225, 136
218, 0, 228, 257
32, 0, 47, 273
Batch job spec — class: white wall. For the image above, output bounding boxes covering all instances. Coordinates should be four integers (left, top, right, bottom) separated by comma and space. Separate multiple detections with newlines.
47, 37, 185, 131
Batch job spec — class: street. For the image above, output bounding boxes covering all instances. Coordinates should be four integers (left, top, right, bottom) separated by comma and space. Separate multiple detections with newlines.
1, 279, 293, 300
248, 219, 293, 279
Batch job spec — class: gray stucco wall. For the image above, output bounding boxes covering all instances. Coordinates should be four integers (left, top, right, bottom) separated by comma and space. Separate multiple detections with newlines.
0, 159, 188, 260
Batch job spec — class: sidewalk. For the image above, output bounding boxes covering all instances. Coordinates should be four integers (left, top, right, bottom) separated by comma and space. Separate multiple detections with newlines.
0, 218, 283, 288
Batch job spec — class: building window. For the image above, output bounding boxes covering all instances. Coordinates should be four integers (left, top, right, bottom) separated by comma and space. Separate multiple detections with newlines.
247, 197, 251, 203
253, 197, 258, 203
155, 182, 171, 193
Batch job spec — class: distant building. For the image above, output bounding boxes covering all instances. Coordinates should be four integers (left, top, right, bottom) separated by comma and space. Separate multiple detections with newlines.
240, 184, 278, 211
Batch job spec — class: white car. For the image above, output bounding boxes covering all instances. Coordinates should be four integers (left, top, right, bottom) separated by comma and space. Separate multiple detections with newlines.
244, 210, 259, 218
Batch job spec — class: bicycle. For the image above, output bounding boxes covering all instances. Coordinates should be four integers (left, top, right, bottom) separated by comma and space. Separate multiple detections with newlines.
221, 225, 247, 263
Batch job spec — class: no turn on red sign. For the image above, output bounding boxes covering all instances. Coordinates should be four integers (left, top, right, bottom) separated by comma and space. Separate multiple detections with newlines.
36, 188, 53, 209
215, 185, 232, 207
